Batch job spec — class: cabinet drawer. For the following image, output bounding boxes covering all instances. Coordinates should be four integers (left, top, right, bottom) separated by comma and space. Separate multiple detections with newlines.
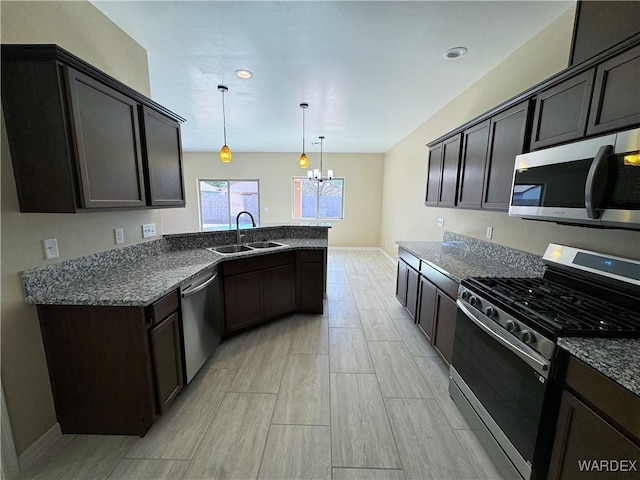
566, 355, 640, 440
298, 249, 324, 262
398, 248, 420, 271
150, 290, 179, 325
418, 261, 459, 300
223, 251, 295, 276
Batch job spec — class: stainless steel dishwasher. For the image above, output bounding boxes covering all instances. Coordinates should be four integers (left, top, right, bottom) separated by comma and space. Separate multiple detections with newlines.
180, 267, 222, 383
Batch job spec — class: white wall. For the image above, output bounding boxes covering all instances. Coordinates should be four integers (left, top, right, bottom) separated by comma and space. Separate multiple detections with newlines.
0, 1, 160, 455
380, 5, 640, 260
162, 151, 385, 247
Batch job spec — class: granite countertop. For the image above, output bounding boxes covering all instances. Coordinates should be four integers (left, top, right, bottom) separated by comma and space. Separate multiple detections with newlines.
558, 337, 640, 397
23, 237, 327, 307
396, 240, 542, 282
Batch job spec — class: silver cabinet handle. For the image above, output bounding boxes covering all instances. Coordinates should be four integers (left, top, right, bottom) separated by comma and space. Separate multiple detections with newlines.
457, 300, 550, 378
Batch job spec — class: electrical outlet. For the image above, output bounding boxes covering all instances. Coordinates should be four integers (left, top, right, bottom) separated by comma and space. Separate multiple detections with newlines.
437, 217, 444, 228
43, 238, 59, 259
263, 206, 270, 212
486, 226, 494, 239
114, 228, 124, 244
142, 223, 156, 238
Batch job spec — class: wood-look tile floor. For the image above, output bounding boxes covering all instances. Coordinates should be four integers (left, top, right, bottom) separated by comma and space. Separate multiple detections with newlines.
19, 249, 504, 480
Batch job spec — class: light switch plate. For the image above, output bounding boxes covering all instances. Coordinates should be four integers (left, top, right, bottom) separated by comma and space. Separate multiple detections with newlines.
437, 217, 444, 228
114, 228, 124, 244
142, 223, 156, 238
43, 238, 59, 259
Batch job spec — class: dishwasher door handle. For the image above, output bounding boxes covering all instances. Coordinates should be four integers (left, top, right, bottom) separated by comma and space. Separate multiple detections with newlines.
181, 272, 218, 298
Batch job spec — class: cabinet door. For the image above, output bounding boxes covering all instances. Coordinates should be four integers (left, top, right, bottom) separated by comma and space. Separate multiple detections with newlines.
548, 391, 640, 480
224, 271, 263, 333
482, 101, 530, 210
263, 264, 296, 320
570, 1, 640, 67
150, 312, 183, 414
406, 266, 420, 320
587, 45, 640, 136
530, 70, 595, 150
396, 260, 409, 306
297, 252, 325, 314
417, 277, 437, 341
141, 106, 186, 207
458, 121, 490, 209
439, 135, 462, 206
65, 68, 146, 208
433, 292, 457, 364
425, 143, 442, 206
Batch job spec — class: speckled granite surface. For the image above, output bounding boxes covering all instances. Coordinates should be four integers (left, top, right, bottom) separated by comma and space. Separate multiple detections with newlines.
558, 338, 640, 396
22, 227, 328, 306
396, 234, 544, 283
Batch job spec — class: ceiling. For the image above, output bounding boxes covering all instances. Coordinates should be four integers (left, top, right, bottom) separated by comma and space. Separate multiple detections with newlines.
91, 1, 574, 153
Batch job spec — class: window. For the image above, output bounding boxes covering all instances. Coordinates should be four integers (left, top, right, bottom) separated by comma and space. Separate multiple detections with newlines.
292, 178, 344, 219
199, 180, 260, 230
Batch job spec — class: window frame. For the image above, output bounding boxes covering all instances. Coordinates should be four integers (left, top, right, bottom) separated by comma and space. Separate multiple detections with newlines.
291, 176, 345, 220
198, 178, 261, 230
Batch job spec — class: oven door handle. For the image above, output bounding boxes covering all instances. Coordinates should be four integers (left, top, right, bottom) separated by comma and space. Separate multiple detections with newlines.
457, 300, 550, 378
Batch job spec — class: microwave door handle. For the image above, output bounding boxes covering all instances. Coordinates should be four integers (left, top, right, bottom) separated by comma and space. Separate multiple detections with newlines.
585, 145, 614, 219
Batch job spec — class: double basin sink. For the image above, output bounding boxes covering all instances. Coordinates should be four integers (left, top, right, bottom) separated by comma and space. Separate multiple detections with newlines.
207, 241, 288, 255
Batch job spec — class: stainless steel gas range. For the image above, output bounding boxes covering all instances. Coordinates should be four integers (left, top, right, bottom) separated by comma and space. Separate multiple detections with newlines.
449, 243, 640, 480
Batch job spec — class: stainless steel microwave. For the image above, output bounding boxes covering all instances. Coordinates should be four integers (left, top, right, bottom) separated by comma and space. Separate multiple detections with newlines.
509, 128, 640, 230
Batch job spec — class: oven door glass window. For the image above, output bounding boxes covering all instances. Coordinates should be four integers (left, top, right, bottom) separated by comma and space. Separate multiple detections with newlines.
452, 309, 547, 464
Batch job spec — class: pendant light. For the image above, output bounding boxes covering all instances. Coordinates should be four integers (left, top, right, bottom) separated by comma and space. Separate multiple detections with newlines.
307, 136, 334, 182
299, 103, 309, 168
218, 85, 232, 163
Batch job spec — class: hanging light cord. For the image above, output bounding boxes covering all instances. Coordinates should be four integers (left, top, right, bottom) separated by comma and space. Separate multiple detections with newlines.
319, 136, 324, 174
222, 89, 228, 145
302, 107, 306, 155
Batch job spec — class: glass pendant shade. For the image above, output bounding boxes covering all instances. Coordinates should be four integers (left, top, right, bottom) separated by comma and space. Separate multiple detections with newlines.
299, 153, 309, 168
220, 145, 232, 163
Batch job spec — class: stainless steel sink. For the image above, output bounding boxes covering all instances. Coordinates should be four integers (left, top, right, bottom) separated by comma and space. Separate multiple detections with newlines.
206, 242, 288, 255
246, 241, 286, 249
209, 245, 253, 254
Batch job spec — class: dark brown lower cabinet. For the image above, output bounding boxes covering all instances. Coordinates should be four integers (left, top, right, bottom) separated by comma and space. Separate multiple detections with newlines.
417, 276, 437, 341
396, 259, 409, 305
263, 264, 296, 320
406, 265, 420, 319
432, 291, 457, 364
37, 290, 183, 436
150, 311, 183, 414
223, 249, 325, 335
224, 271, 263, 333
297, 250, 325, 313
548, 355, 640, 479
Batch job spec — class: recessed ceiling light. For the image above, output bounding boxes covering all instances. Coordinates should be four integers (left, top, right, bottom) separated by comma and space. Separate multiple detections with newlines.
443, 47, 468, 59
235, 69, 253, 79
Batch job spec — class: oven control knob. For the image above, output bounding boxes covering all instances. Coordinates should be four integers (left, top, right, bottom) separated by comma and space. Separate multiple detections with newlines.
521, 330, 536, 344
469, 296, 481, 309
461, 291, 471, 301
485, 307, 499, 320
506, 320, 520, 333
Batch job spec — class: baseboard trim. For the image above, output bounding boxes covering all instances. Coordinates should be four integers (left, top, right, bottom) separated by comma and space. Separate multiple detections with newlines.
378, 248, 396, 265
18, 423, 61, 473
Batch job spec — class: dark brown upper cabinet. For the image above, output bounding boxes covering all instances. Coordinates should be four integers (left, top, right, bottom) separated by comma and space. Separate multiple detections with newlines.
66, 68, 147, 209
1, 44, 185, 213
424, 143, 442, 206
438, 135, 462, 207
587, 44, 640, 136
425, 135, 461, 208
458, 120, 490, 209
530, 69, 595, 150
140, 106, 186, 207
570, 1, 640, 67
482, 101, 530, 210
